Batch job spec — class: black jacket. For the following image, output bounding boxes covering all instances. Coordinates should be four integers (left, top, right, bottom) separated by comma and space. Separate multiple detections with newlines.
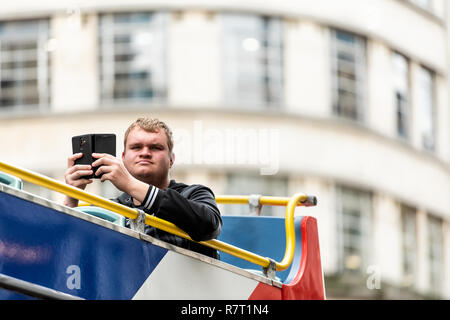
112, 180, 222, 258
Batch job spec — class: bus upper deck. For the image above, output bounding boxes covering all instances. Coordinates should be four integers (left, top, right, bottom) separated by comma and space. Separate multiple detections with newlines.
0, 161, 325, 300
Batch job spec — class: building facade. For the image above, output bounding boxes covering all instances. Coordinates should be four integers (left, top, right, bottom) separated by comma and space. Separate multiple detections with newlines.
0, 0, 449, 299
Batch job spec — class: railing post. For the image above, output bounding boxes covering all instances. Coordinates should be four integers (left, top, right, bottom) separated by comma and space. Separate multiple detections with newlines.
263, 258, 277, 280
129, 209, 146, 233
248, 194, 262, 216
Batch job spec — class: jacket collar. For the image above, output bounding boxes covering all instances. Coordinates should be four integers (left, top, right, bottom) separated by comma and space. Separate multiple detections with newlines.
115, 179, 184, 206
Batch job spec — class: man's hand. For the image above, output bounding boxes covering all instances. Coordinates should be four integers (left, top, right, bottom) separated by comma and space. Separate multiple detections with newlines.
64, 153, 93, 207
92, 153, 134, 193
92, 153, 150, 205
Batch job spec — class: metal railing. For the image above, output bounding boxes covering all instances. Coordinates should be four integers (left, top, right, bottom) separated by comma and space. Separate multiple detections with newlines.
0, 273, 84, 300
0, 161, 316, 275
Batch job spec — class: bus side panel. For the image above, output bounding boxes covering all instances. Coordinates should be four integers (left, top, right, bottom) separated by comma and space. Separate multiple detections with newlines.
0, 190, 168, 299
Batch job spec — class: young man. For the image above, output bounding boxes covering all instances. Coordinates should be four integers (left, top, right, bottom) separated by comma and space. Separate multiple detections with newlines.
64, 117, 222, 258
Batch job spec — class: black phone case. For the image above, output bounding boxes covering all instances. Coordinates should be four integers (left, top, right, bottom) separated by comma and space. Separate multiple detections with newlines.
72, 134, 116, 179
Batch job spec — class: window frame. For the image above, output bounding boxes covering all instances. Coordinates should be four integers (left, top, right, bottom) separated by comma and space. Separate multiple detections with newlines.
427, 215, 443, 297
417, 66, 436, 152
336, 185, 372, 274
392, 52, 411, 140
220, 13, 284, 109
0, 18, 51, 113
330, 29, 367, 123
401, 204, 417, 287
98, 11, 168, 106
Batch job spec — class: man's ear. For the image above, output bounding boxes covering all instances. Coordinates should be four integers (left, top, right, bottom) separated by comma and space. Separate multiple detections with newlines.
170, 152, 175, 168
122, 151, 125, 160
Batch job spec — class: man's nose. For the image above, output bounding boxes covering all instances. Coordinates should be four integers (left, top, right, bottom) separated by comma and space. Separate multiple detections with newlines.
139, 147, 152, 157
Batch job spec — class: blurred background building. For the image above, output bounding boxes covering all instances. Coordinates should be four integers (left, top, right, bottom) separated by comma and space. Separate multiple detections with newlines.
0, 0, 449, 299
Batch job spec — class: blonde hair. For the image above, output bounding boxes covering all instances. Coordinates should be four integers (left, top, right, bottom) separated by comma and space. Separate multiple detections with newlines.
124, 117, 174, 154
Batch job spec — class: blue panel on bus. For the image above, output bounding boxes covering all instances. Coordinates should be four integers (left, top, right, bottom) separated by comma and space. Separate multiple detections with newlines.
0, 191, 168, 299
218, 215, 303, 283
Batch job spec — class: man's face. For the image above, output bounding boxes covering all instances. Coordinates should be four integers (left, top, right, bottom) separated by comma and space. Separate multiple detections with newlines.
122, 127, 174, 183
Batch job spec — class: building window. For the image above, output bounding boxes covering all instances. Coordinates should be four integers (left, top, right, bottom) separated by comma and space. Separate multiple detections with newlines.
99, 12, 168, 104
401, 204, 417, 287
0, 19, 51, 111
428, 215, 443, 297
221, 14, 283, 109
392, 53, 410, 140
225, 173, 287, 216
336, 186, 372, 273
331, 30, 366, 122
417, 67, 435, 151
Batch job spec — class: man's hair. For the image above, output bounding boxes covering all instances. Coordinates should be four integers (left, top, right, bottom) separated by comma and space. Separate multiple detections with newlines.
124, 117, 174, 154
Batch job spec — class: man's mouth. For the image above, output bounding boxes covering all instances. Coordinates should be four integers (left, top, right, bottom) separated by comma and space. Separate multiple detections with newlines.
137, 160, 153, 165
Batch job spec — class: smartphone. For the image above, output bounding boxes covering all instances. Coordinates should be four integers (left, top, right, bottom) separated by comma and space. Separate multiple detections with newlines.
71, 134, 116, 179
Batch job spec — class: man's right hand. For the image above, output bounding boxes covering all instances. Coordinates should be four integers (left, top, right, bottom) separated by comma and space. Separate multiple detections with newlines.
63, 153, 94, 207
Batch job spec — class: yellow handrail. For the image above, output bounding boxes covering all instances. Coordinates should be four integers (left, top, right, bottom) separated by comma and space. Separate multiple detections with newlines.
0, 161, 316, 272
216, 195, 309, 207
215, 193, 311, 270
